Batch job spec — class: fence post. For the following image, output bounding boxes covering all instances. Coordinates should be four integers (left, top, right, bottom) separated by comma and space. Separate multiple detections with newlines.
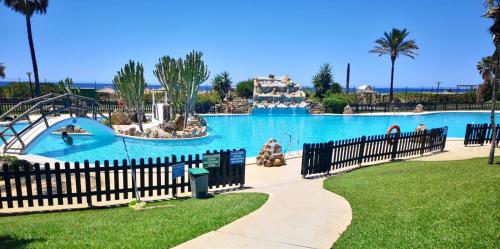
420, 129, 427, 155
441, 127, 448, 151
464, 124, 471, 145
84, 160, 92, 207
240, 149, 246, 187
301, 144, 309, 177
358, 136, 366, 165
480, 123, 488, 146
391, 133, 400, 160
325, 141, 334, 174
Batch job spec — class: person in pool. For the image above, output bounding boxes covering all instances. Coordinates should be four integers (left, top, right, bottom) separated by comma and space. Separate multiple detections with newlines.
61, 131, 73, 145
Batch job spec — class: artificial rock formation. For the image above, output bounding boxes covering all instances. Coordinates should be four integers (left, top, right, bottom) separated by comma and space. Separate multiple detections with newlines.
414, 104, 424, 113
256, 138, 286, 167
253, 75, 308, 109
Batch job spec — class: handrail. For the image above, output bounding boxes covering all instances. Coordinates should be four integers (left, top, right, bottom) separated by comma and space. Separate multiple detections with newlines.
1, 94, 106, 133
0, 94, 110, 152
0, 93, 59, 120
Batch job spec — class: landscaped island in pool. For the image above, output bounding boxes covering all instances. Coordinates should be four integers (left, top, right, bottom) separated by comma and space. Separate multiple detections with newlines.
25, 112, 498, 162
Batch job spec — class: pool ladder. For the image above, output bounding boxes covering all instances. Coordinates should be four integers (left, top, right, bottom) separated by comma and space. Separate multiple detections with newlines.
279, 132, 301, 155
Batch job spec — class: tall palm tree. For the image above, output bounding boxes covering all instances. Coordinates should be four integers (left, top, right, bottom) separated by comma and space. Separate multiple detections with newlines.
212, 71, 232, 101
369, 28, 419, 102
312, 63, 334, 98
4, 0, 49, 97
0, 63, 5, 79
484, 0, 500, 164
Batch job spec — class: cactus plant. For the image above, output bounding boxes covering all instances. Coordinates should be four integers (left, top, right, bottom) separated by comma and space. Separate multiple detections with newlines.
113, 60, 146, 131
153, 56, 184, 121
180, 51, 210, 128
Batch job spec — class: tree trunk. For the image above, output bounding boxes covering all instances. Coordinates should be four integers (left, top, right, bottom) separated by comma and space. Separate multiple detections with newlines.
26, 16, 41, 97
489, 78, 498, 165
389, 58, 395, 103
137, 103, 144, 132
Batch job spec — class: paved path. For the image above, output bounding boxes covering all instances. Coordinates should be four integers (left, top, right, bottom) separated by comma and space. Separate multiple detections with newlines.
174, 156, 352, 249
175, 140, 498, 249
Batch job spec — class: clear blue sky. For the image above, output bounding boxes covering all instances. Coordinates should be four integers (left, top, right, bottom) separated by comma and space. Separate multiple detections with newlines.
0, 0, 494, 88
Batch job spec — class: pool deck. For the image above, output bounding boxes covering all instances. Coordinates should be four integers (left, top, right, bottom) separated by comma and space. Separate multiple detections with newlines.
174, 140, 499, 249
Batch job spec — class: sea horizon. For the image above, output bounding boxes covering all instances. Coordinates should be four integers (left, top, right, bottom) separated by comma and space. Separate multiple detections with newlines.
0, 81, 475, 94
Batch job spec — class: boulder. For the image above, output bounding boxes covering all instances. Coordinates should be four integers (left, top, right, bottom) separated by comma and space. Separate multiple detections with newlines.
128, 127, 136, 136
127, 111, 147, 123
174, 115, 185, 130
161, 122, 177, 133
149, 130, 158, 138
111, 110, 132, 125
256, 138, 286, 167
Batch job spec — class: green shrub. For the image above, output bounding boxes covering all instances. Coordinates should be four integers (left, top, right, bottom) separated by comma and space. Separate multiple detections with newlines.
236, 79, 254, 99
323, 94, 352, 113
0, 82, 64, 98
195, 91, 221, 113
0, 155, 33, 179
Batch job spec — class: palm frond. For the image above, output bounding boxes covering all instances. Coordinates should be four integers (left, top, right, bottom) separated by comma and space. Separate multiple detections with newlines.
4, 0, 48, 17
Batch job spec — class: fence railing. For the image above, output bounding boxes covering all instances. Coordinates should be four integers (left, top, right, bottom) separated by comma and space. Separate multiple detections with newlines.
464, 123, 500, 146
0, 149, 245, 210
1, 99, 153, 117
353, 102, 499, 113
301, 127, 448, 177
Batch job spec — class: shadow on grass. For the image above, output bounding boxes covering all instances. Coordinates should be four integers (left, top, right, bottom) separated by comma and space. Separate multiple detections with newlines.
0, 235, 44, 249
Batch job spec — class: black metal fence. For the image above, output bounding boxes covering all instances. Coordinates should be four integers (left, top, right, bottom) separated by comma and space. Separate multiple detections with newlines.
353, 102, 498, 113
301, 127, 448, 177
0, 149, 245, 210
464, 123, 500, 145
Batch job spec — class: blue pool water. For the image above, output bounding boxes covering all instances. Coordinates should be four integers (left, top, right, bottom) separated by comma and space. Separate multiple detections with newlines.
24, 112, 497, 162
0, 122, 28, 146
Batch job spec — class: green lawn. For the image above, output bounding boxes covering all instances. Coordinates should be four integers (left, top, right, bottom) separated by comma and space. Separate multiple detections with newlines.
0, 193, 268, 249
324, 158, 499, 248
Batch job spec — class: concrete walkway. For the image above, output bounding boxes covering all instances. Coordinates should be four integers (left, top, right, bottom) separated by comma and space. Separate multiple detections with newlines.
175, 155, 352, 249
175, 140, 499, 249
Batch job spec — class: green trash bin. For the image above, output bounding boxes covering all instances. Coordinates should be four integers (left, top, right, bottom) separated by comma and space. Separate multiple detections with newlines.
188, 168, 209, 199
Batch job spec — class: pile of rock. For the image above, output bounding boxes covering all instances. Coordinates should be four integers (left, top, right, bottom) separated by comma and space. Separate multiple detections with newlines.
343, 105, 354, 114
117, 115, 208, 139
256, 138, 286, 167
308, 101, 325, 114
111, 110, 132, 125
414, 104, 424, 113
216, 97, 252, 114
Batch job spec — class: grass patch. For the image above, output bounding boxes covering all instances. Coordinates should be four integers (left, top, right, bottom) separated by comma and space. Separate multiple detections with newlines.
324, 158, 499, 248
0, 193, 268, 249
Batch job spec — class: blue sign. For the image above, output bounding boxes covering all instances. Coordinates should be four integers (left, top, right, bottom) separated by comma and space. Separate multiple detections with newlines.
230, 150, 245, 165
172, 163, 184, 178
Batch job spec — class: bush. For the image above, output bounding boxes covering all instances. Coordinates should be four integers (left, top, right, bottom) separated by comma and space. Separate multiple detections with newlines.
323, 94, 352, 113
0, 155, 32, 179
327, 82, 343, 95
236, 79, 254, 99
0, 82, 63, 98
195, 92, 221, 113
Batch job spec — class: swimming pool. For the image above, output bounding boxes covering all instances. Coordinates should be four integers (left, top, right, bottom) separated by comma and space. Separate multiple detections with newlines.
25, 112, 497, 162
